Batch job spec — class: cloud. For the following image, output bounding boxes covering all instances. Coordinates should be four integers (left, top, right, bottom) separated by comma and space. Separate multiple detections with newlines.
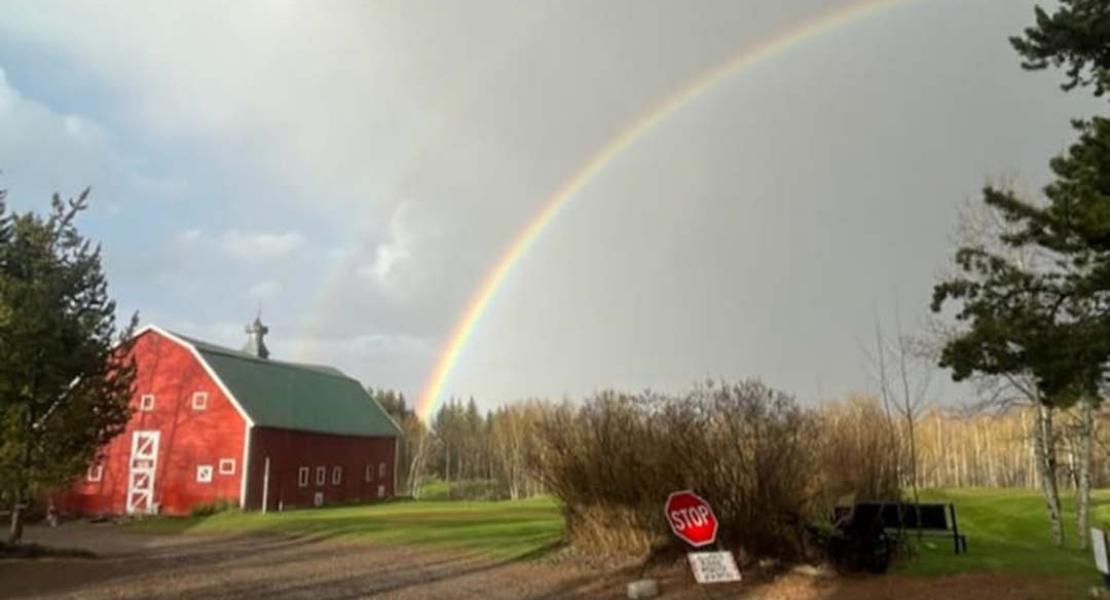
5, 0, 1105, 409
358, 201, 423, 288
0, 66, 118, 203
220, 229, 306, 262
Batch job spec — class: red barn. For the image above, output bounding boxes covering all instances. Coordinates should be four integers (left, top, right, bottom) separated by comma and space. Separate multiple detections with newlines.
57, 318, 401, 516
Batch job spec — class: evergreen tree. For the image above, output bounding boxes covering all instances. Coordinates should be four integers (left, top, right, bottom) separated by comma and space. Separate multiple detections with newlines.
1011, 1, 1110, 97
0, 189, 137, 543
933, 118, 1110, 546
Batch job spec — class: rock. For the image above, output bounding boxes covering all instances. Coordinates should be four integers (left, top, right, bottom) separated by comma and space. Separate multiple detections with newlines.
791, 564, 833, 578
627, 579, 659, 599
757, 558, 780, 570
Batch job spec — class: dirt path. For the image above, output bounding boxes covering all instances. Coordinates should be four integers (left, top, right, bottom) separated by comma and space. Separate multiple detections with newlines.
0, 523, 1078, 599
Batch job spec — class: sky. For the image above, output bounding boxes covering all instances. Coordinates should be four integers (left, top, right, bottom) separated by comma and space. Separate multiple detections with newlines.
0, 0, 1103, 412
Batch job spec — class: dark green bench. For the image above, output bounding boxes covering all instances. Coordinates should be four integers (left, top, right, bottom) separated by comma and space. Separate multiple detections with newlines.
834, 502, 967, 554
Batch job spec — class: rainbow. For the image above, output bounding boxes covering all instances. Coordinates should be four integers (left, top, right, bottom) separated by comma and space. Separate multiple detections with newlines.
415, 0, 913, 420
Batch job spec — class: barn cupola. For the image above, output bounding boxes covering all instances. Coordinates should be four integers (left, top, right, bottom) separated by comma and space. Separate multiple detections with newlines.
243, 313, 270, 359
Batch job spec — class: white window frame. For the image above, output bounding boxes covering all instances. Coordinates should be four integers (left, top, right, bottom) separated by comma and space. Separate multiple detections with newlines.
378, 462, 386, 478
140, 394, 155, 411
86, 464, 103, 482
196, 464, 213, 483
219, 458, 236, 475
365, 464, 373, 483
298, 467, 309, 487
315, 466, 326, 486
192, 392, 208, 411
331, 466, 342, 485
377, 484, 385, 498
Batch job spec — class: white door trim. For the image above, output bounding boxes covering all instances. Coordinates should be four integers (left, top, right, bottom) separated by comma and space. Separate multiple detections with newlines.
126, 430, 160, 515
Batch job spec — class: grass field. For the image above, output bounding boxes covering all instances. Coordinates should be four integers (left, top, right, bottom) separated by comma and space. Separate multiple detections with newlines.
907, 488, 1106, 588
130, 488, 1108, 589
129, 496, 563, 559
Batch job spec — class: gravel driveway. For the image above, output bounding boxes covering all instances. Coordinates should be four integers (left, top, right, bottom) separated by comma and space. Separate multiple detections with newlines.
0, 522, 1076, 599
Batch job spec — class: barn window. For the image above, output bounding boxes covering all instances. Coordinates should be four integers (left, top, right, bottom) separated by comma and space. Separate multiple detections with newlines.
379, 462, 387, 478
377, 485, 385, 498
331, 466, 342, 485
365, 464, 373, 483
196, 464, 213, 483
140, 394, 155, 411
219, 458, 236, 475
192, 392, 208, 410
86, 464, 103, 482
315, 466, 326, 486
298, 467, 309, 487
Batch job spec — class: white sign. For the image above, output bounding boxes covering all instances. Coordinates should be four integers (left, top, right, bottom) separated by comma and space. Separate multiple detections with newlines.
687, 551, 742, 584
1092, 528, 1109, 574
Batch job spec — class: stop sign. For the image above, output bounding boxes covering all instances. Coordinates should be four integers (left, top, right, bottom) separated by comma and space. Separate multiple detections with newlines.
664, 490, 718, 547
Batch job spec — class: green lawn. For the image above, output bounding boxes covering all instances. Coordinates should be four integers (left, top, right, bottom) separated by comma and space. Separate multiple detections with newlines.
904, 488, 1107, 591
128, 496, 563, 559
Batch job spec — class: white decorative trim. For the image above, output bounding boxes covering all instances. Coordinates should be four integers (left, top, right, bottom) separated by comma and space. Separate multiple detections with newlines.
133, 325, 256, 509
192, 391, 208, 410
240, 424, 252, 508
126, 430, 160, 515
135, 325, 255, 427
298, 467, 309, 487
315, 466, 325, 486
331, 466, 342, 485
219, 458, 236, 475
379, 461, 386, 479
86, 464, 103, 482
140, 394, 155, 411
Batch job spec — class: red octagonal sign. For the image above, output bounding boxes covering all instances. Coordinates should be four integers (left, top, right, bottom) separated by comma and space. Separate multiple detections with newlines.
664, 490, 718, 548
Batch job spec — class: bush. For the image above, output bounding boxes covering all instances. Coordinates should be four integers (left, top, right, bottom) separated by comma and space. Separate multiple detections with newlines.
531, 380, 902, 563
413, 477, 507, 501
189, 499, 238, 517
815, 395, 904, 505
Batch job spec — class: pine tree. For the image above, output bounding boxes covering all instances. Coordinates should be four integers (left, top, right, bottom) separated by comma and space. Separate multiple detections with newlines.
933, 118, 1110, 546
0, 189, 137, 544
1011, 1, 1110, 97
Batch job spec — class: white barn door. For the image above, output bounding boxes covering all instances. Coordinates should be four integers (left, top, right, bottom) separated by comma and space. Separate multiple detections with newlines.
126, 431, 160, 514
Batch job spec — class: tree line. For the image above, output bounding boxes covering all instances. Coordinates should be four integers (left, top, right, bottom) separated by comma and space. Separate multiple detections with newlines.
367, 389, 544, 500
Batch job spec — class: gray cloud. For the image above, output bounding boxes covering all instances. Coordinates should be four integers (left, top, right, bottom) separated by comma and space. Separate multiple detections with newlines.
2, 0, 1103, 406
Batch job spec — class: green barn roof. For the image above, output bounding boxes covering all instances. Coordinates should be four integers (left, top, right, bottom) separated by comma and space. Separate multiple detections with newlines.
169, 331, 400, 438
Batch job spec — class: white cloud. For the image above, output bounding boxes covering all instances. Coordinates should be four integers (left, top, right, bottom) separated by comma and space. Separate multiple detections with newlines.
359, 201, 419, 286
0, 66, 121, 203
220, 229, 305, 262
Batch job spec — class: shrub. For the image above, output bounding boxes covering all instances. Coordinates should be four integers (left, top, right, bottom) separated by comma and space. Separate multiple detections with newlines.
533, 381, 821, 560
531, 381, 902, 563
189, 499, 238, 517
448, 479, 505, 501
815, 395, 904, 505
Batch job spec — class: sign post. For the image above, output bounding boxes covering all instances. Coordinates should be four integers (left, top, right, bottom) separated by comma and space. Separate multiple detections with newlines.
1092, 527, 1110, 589
664, 490, 719, 548
664, 490, 741, 585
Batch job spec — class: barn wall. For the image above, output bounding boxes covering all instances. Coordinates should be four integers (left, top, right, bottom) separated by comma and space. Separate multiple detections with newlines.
56, 330, 247, 516
244, 427, 397, 511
